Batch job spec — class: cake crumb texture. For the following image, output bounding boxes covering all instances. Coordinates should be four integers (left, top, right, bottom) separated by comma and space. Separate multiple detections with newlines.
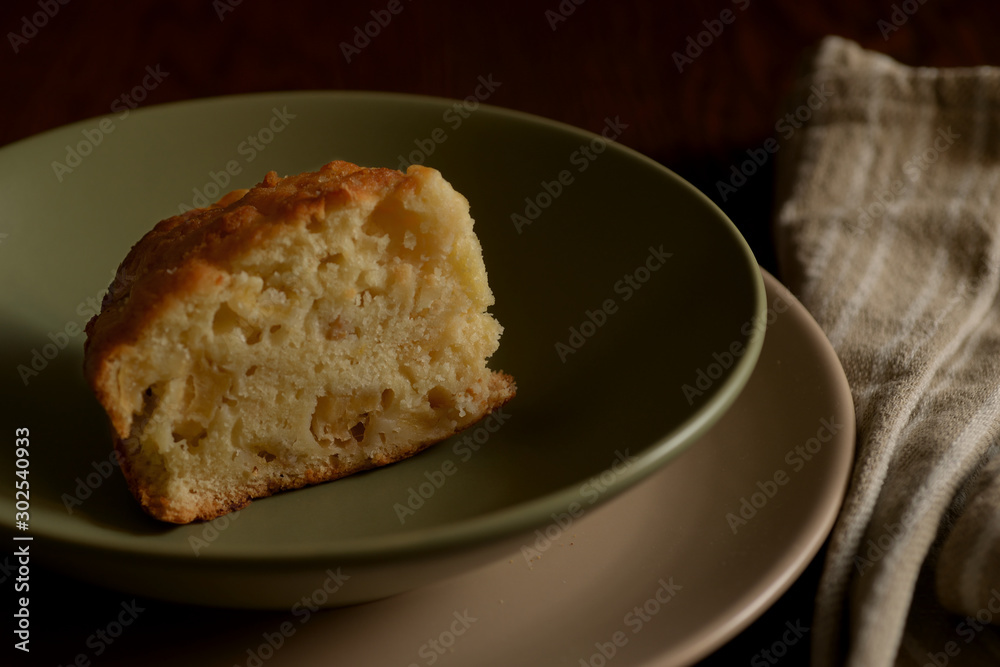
84, 160, 515, 523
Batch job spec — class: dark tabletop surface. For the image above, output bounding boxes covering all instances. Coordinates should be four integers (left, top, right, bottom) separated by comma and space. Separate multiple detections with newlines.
3, 0, 1000, 664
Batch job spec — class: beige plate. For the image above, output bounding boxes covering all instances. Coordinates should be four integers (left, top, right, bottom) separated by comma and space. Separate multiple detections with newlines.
30, 269, 854, 666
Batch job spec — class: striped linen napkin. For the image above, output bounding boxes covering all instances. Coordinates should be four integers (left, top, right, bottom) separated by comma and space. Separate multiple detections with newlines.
774, 36, 1000, 666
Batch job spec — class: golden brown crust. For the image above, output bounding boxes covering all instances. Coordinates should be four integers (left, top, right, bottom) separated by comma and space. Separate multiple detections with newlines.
84, 161, 411, 438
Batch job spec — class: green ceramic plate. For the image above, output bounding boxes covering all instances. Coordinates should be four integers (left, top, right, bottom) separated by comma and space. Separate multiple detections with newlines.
0, 92, 764, 608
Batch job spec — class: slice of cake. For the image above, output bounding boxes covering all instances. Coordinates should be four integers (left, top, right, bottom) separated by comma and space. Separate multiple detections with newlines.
84, 160, 515, 524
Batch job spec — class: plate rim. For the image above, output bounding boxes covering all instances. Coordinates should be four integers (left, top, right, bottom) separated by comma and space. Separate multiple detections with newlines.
663, 268, 855, 665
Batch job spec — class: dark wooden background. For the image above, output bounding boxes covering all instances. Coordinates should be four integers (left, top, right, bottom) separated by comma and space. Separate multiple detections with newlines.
4, 0, 1000, 664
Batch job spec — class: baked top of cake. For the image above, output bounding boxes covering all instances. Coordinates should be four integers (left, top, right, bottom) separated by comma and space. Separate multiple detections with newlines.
84, 160, 514, 523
